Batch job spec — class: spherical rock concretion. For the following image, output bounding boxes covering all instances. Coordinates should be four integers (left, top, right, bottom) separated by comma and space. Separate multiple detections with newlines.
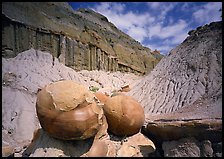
103, 95, 145, 136
36, 80, 103, 140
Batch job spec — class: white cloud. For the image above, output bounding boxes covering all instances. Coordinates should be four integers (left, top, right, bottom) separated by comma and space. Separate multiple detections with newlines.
147, 2, 161, 9
96, 2, 125, 13
148, 19, 188, 43
193, 2, 222, 25
112, 3, 125, 12
160, 19, 187, 39
147, 25, 161, 39
147, 2, 177, 21
127, 26, 147, 42
180, 2, 193, 11
96, 2, 110, 11
95, 3, 155, 27
92, 2, 155, 43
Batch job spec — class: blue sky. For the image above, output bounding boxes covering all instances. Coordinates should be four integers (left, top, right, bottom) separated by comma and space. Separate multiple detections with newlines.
68, 2, 222, 55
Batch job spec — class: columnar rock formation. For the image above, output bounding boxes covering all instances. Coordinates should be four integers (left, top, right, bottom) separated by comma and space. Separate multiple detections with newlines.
2, 2, 163, 75
129, 21, 222, 115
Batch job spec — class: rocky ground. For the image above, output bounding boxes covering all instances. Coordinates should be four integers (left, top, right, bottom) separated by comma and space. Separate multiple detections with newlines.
2, 48, 148, 157
128, 21, 222, 157
2, 21, 222, 157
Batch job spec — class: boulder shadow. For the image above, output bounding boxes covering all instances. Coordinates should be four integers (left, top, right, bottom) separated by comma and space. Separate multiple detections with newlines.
22, 128, 94, 157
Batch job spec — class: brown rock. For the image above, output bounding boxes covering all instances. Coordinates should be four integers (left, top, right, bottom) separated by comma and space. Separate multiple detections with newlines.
117, 144, 137, 157
82, 138, 116, 157
104, 95, 145, 136
84, 140, 108, 157
83, 115, 116, 157
94, 91, 109, 104
117, 132, 156, 157
144, 119, 222, 142
121, 85, 131, 92
36, 80, 104, 140
2, 145, 14, 157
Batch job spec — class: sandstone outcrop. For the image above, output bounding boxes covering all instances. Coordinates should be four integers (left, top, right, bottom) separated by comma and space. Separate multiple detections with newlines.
2, 2, 163, 75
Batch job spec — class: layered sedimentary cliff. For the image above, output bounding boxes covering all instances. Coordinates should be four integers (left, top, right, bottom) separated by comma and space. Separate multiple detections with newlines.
2, 2, 163, 75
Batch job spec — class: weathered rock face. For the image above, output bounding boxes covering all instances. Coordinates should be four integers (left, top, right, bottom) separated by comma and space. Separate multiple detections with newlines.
144, 119, 222, 142
128, 21, 222, 114
2, 2, 163, 75
162, 137, 214, 157
128, 21, 222, 157
117, 133, 155, 157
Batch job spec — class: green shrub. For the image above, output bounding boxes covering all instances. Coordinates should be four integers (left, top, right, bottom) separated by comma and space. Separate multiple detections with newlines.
89, 86, 99, 92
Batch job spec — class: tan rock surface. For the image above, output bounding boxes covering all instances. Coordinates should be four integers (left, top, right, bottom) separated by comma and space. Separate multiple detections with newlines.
2, 145, 14, 157
36, 80, 103, 140
104, 95, 145, 136
117, 132, 156, 157
94, 91, 110, 104
145, 118, 222, 142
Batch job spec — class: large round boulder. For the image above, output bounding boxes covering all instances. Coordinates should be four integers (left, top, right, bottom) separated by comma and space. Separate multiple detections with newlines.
103, 95, 145, 136
36, 80, 103, 140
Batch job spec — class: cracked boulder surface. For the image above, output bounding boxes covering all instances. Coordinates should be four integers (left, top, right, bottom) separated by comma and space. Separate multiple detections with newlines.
36, 80, 104, 140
